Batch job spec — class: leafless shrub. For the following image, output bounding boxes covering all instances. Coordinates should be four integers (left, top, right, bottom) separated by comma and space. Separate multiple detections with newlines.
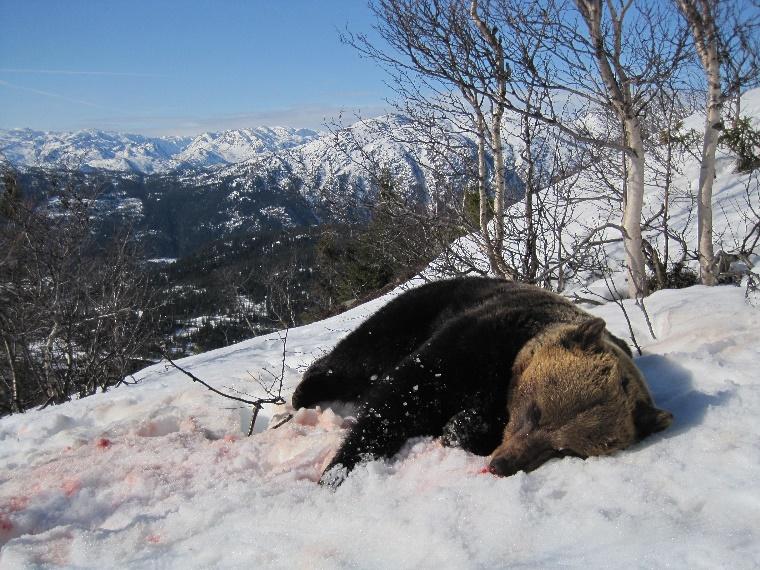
0, 171, 157, 415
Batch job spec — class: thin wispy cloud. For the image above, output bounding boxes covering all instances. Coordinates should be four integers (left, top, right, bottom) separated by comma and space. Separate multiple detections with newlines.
0, 79, 128, 113
0, 68, 163, 78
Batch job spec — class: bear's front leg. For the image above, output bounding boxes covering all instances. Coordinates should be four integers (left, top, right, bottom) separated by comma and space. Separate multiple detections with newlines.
318, 315, 501, 487
319, 365, 448, 487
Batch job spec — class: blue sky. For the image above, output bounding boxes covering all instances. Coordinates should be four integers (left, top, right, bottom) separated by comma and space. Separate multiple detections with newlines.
0, 0, 392, 135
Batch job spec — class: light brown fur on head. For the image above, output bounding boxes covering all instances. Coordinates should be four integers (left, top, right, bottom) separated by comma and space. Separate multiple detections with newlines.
489, 318, 673, 477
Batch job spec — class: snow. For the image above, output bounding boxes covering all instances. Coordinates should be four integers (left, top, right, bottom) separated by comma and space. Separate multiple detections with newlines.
1, 280, 759, 568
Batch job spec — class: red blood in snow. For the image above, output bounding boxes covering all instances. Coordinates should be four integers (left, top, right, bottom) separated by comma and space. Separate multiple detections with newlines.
146, 534, 162, 544
96, 438, 111, 449
7, 496, 29, 512
223, 434, 238, 442
61, 480, 81, 497
0, 516, 13, 532
478, 466, 491, 474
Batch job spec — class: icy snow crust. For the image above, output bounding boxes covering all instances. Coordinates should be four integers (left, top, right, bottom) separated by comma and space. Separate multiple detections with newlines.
1, 283, 759, 568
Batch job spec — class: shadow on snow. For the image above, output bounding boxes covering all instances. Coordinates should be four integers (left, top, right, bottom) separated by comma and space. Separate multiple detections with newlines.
636, 354, 735, 439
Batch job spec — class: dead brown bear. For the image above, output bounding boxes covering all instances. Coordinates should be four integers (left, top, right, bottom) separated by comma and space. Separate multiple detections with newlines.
291, 277, 672, 486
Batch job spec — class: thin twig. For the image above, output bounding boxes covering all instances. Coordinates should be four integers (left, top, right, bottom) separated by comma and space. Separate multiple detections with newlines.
601, 275, 642, 357
164, 327, 293, 437
269, 413, 294, 431
585, 252, 642, 356
164, 354, 278, 406
636, 297, 657, 340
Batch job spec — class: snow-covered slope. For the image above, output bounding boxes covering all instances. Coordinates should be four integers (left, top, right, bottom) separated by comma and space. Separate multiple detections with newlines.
1, 282, 758, 568
437, 89, 760, 289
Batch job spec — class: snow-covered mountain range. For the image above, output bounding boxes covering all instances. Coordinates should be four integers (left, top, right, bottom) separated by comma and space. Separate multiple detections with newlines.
0, 117, 483, 189
0, 126, 320, 174
1, 116, 495, 223
2, 116, 494, 257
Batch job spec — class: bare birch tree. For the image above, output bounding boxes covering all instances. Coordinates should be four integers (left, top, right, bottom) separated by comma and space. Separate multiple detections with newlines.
0, 173, 157, 415
346, 0, 688, 297
491, 0, 688, 297
576, 0, 653, 298
675, 0, 760, 285
344, 0, 523, 278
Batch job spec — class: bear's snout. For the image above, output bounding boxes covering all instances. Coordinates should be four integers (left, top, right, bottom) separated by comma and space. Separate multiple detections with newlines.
489, 444, 564, 477
488, 455, 522, 477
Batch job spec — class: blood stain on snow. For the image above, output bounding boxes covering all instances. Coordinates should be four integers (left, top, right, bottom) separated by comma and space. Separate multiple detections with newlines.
146, 534, 162, 544
61, 479, 81, 497
96, 437, 112, 449
0, 514, 13, 532
293, 407, 321, 427
6, 496, 29, 512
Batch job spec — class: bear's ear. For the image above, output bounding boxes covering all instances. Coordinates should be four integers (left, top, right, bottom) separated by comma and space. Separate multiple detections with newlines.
633, 400, 673, 440
562, 318, 607, 350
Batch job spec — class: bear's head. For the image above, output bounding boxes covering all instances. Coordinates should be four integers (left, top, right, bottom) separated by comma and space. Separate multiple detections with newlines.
489, 318, 672, 477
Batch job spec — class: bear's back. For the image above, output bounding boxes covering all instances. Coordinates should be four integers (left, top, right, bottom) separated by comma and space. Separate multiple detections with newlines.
413, 277, 588, 333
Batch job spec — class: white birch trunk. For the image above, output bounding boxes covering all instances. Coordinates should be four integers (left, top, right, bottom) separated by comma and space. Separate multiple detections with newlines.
623, 121, 648, 299
42, 322, 60, 401
677, 0, 720, 285
471, 0, 511, 279
492, 113, 505, 256
477, 114, 489, 238
2, 338, 19, 414
475, 112, 501, 275
578, 0, 649, 298
697, 59, 721, 286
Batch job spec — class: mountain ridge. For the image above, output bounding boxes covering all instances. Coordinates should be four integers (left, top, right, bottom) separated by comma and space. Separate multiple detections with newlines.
0, 125, 322, 174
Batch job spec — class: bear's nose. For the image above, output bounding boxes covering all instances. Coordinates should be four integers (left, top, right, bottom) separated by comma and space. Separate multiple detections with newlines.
488, 456, 521, 477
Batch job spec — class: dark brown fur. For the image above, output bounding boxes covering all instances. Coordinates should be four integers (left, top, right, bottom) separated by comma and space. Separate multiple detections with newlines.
291, 277, 672, 486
